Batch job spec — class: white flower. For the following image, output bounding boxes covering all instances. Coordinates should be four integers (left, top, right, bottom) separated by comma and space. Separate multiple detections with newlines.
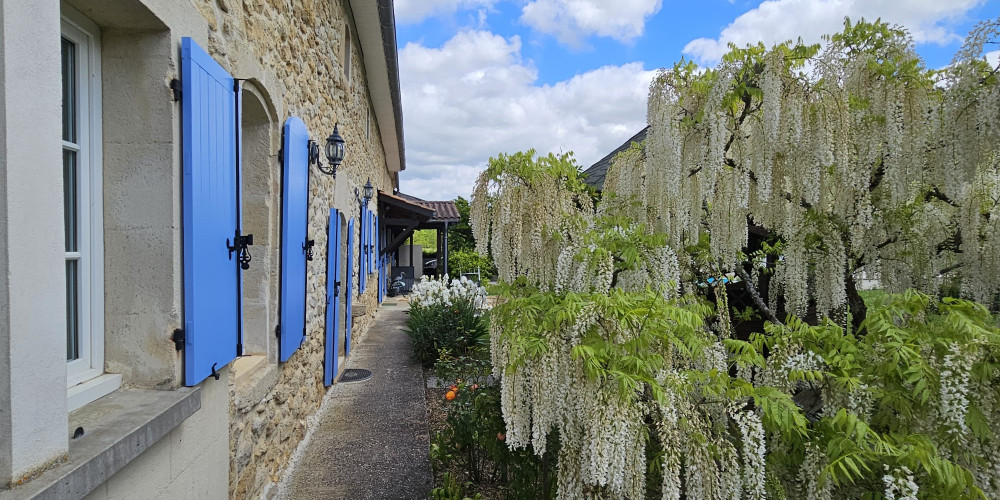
939, 343, 972, 436
883, 465, 919, 500
731, 408, 767, 499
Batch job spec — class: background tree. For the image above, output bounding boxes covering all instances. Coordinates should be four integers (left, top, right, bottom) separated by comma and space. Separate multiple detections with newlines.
448, 196, 475, 252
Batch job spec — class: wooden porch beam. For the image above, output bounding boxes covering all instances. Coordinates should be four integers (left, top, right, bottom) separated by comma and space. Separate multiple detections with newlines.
381, 220, 420, 256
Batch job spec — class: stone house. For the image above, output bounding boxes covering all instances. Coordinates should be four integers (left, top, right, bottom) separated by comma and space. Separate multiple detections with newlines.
0, 0, 405, 498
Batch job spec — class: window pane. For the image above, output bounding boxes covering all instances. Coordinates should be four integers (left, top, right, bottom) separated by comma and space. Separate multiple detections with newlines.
64, 149, 78, 252
61, 37, 77, 144
67, 260, 79, 360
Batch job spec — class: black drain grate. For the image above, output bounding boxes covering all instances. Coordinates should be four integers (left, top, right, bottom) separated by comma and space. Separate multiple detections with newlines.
339, 368, 373, 383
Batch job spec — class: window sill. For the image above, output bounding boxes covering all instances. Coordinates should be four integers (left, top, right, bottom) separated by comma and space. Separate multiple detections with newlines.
67, 373, 122, 413
232, 355, 277, 413
0, 387, 201, 500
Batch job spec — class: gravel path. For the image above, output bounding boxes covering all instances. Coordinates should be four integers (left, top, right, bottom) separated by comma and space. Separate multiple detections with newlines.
282, 298, 432, 500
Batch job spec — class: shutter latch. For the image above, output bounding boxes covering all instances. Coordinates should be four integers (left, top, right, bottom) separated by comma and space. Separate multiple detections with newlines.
171, 328, 184, 351
169, 79, 182, 102
334, 280, 341, 297
303, 239, 315, 261
227, 230, 254, 270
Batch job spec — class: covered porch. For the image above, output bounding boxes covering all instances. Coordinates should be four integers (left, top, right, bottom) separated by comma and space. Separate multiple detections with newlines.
378, 191, 460, 290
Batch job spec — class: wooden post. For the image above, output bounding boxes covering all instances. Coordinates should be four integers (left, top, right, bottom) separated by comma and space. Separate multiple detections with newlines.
443, 222, 449, 277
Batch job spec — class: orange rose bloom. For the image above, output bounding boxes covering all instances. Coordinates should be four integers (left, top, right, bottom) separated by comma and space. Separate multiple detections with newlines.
445, 391, 456, 401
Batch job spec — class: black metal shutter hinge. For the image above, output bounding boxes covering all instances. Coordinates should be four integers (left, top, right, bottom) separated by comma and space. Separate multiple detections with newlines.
169, 79, 182, 102
275, 324, 281, 339
172, 328, 184, 351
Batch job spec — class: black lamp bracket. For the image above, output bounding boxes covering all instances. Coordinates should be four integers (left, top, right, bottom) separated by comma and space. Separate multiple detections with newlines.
309, 139, 337, 177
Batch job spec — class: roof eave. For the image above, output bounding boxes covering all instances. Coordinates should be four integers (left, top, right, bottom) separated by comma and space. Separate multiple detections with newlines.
348, 0, 406, 172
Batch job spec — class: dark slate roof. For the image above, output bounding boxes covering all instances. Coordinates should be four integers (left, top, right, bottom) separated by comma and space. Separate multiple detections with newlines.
395, 192, 461, 223
582, 126, 649, 191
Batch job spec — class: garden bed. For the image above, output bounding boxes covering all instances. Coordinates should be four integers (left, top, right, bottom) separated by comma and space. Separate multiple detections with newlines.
425, 369, 503, 500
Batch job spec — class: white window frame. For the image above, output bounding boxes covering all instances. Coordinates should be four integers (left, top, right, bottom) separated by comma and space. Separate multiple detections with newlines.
62, 7, 118, 410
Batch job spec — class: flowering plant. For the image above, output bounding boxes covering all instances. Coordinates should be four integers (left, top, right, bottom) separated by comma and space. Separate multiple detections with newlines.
469, 16, 1000, 495
432, 349, 557, 499
406, 275, 489, 366
411, 275, 487, 309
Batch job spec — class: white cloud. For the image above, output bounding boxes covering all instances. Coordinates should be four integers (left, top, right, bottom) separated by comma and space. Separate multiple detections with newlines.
398, 30, 655, 200
394, 0, 498, 24
987, 49, 1000, 67
683, 0, 984, 65
520, 0, 663, 46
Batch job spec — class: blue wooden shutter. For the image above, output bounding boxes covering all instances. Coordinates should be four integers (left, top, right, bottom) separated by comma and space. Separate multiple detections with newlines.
358, 209, 365, 295
325, 209, 341, 386
376, 215, 383, 303
181, 37, 238, 386
362, 208, 370, 293
279, 117, 310, 362
369, 210, 376, 271
345, 218, 354, 356
359, 209, 366, 294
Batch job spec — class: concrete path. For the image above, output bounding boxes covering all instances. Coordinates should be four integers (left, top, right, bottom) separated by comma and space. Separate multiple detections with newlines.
282, 298, 432, 500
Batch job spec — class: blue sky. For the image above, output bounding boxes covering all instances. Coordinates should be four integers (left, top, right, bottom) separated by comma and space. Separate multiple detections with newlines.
394, 0, 1000, 201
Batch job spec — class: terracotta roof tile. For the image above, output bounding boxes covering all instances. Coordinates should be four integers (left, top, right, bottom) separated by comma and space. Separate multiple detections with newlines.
394, 192, 461, 222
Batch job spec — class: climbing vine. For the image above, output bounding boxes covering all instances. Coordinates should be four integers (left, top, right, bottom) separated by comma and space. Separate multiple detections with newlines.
471, 17, 1000, 500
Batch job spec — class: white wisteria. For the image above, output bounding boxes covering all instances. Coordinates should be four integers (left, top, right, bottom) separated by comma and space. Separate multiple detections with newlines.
637, 18, 1000, 319
471, 16, 1000, 500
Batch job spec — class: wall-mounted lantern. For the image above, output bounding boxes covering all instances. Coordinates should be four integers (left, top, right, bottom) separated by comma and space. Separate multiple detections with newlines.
310, 123, 346, 177
362, 178, 373, 207
355, 177, 374, 216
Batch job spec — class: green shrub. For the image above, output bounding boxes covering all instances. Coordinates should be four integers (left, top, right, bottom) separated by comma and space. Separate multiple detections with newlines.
406, 276, 488, 366
448, 250, 497, 281
406, 300, 486, 366
431, 473, 482, 500
434, 353, 557, 500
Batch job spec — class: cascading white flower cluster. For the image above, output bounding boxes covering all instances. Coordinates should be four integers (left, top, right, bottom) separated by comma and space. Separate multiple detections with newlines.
471, 151, 593, 288
939, 343, 972, 436
409, 275, 487, 309
616, 244, 681, 297
553, 242, 614, 294
758, 345, 824, 393
470, 17, 1000, 500
732, 409, 767, 500
799, 444, 833, 500
635, 19, 1000, 318
882, 465, 919, 500
494, 321, 649, 500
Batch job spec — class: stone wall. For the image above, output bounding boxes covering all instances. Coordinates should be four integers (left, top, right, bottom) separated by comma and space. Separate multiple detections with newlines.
184, 0, 394, 497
